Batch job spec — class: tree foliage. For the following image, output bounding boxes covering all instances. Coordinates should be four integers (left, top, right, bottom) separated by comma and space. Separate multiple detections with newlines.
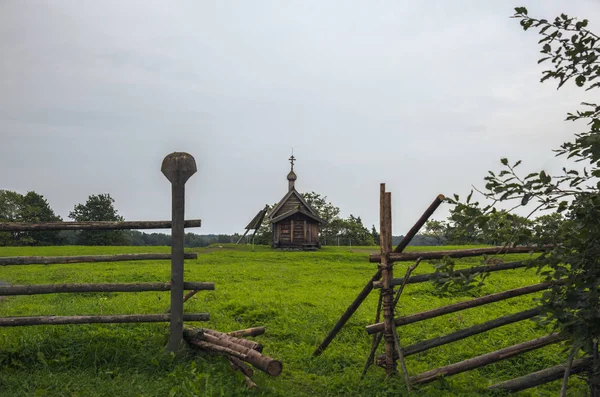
0, 190, 63, 246
445, 7, 600, 392
69, 194, 127, 245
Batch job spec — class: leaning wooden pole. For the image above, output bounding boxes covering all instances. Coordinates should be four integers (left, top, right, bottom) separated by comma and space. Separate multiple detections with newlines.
380, 187, 397, 376
394, 194, 445, 253
312, 193, 445, 356
162, 152, 197, 352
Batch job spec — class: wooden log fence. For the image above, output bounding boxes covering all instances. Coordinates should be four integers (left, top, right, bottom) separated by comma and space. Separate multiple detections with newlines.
0, 220, 202, 231
0, 313, 210, 327
0, 152, 211, 353
373, 259, 530, 288
0, 282, 214, 296
310, 184, 576, 393
312, 193, 445, 356
409, 334, 563, 385
0, 252, 198, 266
369, 245, 552, 263
488, 357, 592, 392
366, 281, 558, 335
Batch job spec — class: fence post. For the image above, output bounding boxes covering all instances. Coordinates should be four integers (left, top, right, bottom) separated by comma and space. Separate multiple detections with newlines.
162, 152, 197, 352
380, 184, 397, 376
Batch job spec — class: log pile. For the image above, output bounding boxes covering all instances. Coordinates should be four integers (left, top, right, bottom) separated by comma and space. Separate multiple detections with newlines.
183, 326, 281, 389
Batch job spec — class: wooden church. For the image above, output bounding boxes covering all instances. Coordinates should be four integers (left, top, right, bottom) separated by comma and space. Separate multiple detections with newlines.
269, 155, 323, 249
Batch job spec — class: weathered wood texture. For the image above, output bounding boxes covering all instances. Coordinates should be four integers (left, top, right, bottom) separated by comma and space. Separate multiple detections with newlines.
0, 282, 214, 296
0, 220, 202, 232
227, 326, 266, 338
373, 260, 530, 288
312, 193, 445, 357
200, 329, 264, 353
0, 252, 198, 266
162, 152, 197, 352
184, 331, 282, 376
488, 357, 591, 392
370, 245, 552, 263
229, 356, 258, 389
410, 334, 562, 385
0, 313, 210, 327
366, 281, 555, 335
376, 307, 542, 363
380, 188, 397, 376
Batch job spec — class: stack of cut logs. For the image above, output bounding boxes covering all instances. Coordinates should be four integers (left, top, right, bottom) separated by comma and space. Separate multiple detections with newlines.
183, 326, 281, 389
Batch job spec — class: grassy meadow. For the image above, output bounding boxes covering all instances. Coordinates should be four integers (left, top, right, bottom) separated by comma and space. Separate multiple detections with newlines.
0, 245, 588, 396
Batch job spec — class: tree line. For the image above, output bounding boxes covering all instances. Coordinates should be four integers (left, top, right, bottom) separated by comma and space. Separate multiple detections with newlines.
422, 209, 564, 246
0, 190, 242, 247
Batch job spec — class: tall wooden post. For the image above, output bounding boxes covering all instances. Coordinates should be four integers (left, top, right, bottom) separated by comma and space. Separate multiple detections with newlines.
162, 152, 197, 352
380, 184, 396, 376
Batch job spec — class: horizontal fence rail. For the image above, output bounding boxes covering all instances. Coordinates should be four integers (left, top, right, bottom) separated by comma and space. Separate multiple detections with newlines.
0, 252, 198, 266
369, 245, 552, 263
0, 282, 214, 296
366, 281, 558, 335
409, 334, 562, 385
400, 307, 542, 357
0, 313, 210, 327
0, 219, 202, 232
373, 260, 530, 289
488, 357, 592, 392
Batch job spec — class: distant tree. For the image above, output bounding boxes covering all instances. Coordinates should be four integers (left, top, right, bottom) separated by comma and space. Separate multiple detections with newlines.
301, 192, 341, 243
423, 220, 448, 245
20, 191, 63, 245
371, 225, 380, 246
532, 213, 565, 245
0, 190, 63, 246
69, 194, 127, 245
337, 215, 374, 246
0, 190, 23, 245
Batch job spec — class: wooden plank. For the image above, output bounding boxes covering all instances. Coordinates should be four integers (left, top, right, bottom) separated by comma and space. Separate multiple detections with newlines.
366, 281, 557, 335
373, 260, 529, 288
371, 245, 552, 263
410, 334, 562, 385
0, 313, 210, 327
290, 220, 294, 242
0, 220, 202, 232
488, 357, 591, 392
0, 282, 214, 296
0, 253, 198, 266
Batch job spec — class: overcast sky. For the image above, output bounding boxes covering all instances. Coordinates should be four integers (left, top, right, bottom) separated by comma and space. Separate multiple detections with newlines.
2, 1, 600, 235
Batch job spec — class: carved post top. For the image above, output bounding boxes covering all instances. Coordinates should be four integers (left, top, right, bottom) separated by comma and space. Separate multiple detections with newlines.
161, 152, 197, 184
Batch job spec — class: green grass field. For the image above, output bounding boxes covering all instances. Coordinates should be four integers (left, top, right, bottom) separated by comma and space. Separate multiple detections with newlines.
0, 245, 588, 396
